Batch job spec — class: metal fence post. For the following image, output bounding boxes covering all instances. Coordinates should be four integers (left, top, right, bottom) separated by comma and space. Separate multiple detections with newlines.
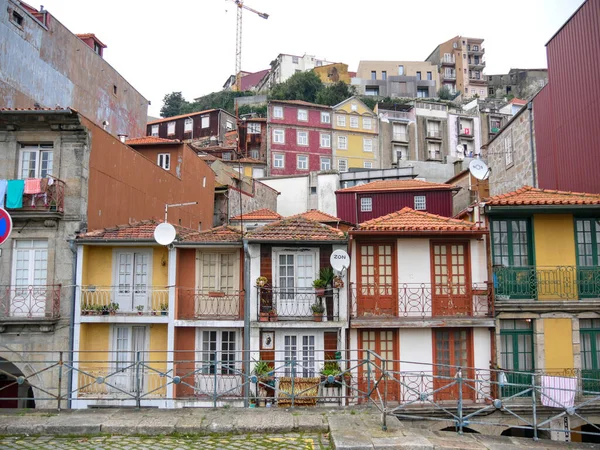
457, 368, 463, 435
291, 358, 296, 408
382, 358, 388, 432
57, 351, 63, 411
366, 351, 371, 405
531, 373, 538, 441
135, 351, 141, 409
213, 351, 219, 408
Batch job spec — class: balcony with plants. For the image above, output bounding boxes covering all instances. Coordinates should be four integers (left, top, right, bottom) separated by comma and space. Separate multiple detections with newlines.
79, 285, 169, 320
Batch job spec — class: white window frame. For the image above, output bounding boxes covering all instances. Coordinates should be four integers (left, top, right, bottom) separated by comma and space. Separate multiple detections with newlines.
350, 116, 359, 128
196, 251, 239, 293
363, 161, 373, 169
201, 115, 210, 129
505, 135, 514, 166
320, 133, 331, 148
336, 115, 346, 127
249, 149, 259, 159
157, 153, 171, 170
414, 195, 426, 210
273, 153, 285, 168
361, 197, 372, 212
248, 123, 261, 134
276, 331, 323, 377
297, 154, 309, 170
222, 152, 232, 161
362, 117, 372, 130
273, 129, 285, 144
11, 239, 48, 317
195, 329, 242, 395
297, 131, 308, 146
112, 249, 153, 313
273, 106, 284, 119
363, 138, 373, 153
184, 118, 193, 133
337, 158, 348, 172
320, 157, 331, 171
167, 121, 176, 135
337, 135, 347, 150
110, 325, 149, 393
19, 143, 54, 179
151, 125, 159, 136
428, 142, 441, 160
226, 120, 234, 131
320, 112, 331, 124
297, 109, 308, 121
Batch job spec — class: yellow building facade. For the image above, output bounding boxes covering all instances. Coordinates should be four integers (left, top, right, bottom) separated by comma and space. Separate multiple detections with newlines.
332, 97, 379, 171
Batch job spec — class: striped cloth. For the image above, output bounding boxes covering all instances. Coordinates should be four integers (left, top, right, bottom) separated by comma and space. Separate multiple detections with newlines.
540, 375, 577, 408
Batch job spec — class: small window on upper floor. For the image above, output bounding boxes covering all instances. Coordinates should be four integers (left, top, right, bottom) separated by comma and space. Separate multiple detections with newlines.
320, 112, 330, 124
226, 120, 234, 131
248, 123, 261, 134
382, 71, 387, 81
351, 103, 358, 112
414, 195, 426, 210
273, 106, 283, 119
184, 118, 193, 133
167, 121, 176, 135
11, 10, 24, 27
361, 197, 372, 212
292, 56, 299, 64
151, 125, 159, 136
250, 149, 259, 159
201, 115, 210, 128
113, 85, 118, 95
19, 143, 53, 179
371, 71, 376, 80
416, 72, 422, 81
94, 42, 102, 55
297, 109, 308, 121
157, 153, 170, 170
222, 152, 232, 160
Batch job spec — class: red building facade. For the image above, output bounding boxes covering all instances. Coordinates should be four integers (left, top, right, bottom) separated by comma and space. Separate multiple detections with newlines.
266, 100, 333, 176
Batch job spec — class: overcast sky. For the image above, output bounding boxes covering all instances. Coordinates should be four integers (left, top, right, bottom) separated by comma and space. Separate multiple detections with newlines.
44, 0, 584, 118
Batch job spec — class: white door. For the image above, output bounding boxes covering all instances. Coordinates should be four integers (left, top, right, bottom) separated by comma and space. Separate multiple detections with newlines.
115, 251, 150, 312
278, 253, 314, 317
11, 240, 48, 317
112, 326, 147, 393
196, 329, 242, 396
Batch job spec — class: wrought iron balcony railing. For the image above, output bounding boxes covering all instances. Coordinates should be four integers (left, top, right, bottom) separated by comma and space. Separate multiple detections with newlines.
493, 265, 600, 300
177, 289, 243, 320
80, 286, 168, 316
6, 176, 65, 215
256, 286, 340, 321
0, 284, 61, 319
350, 282, 493, 319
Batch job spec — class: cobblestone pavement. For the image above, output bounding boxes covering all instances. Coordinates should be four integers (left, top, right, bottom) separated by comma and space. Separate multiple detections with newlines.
0, 433, 331, 449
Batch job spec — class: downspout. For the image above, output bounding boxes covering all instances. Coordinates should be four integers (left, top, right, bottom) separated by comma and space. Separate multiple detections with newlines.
67, 239, 77, 409
527, 102, 537, 188
242, 239, 251, 407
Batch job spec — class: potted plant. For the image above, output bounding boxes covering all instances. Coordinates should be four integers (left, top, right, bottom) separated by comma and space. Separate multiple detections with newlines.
319, 267, 335, 287
256, 276, 268, 287
101, 304, 109, 315
151, 309, 157, 316
160, 303, 168, 316
136, 305, 144, 316
253, 359, 275, 402
108, 302, 119, 315
320, 360, 351, 386
312, 278, 327, 296
311, 301, 325, 321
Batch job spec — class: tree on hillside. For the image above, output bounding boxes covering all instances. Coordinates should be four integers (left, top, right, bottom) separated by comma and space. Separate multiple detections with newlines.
269, 71, 323, 103
160, 92, 191, 118
316, 81, 356, 106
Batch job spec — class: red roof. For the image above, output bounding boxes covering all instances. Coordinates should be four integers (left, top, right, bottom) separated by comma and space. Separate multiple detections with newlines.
509, 98, 527, 105
246, 217, 346, 242
231, 208, 281, 221
240, 69, 270, 91
296, 210, 342, 223
127, 136, 179, 145
76, 33, 107, 48
336, 179, 456, 193
148, 109, 218, 125
180, 225, 242, 244
355, 207, 485, 234
235, 158, 265, 164
77, 220, 199, 241
269, 99, 331, 109
485, 186, 600, 206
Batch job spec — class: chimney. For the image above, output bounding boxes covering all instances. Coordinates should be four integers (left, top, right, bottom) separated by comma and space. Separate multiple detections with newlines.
118, 134, 127, 143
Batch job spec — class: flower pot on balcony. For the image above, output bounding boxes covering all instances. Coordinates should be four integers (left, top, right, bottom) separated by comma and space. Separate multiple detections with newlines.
313, 312, 323, 322
314, 288, 325, 296
259, 312, 270, 322
268, 311, 278, 322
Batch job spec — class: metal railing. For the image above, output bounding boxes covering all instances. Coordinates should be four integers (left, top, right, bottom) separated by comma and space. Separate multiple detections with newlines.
80, 286, 168, 316
6, 176, 65, 214
0, 284, 61, 319
256, 286, 340, 321
177, 288, 243, 320
426, 130, 442, 139
350, 282, 493, 319
493, 265, 600, 300
441, 56, 456, 65
392, 132, 408, 142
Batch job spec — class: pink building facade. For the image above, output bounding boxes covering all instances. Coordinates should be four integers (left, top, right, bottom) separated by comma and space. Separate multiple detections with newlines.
266, 100, 333, 176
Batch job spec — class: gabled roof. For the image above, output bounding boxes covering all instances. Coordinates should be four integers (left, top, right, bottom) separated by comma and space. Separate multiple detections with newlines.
240, 69, 270, 91
230, 208, 282, 221
126, 136, 180, 145
269, 99, 331, 109
148, 109, 219, 125
336, 179, 457, 194
76, 220, 199, 242
485, 186, 600, 206
354, 207, 485, 234
246, 217, 346, 242
332, 95, 374, 113
296, 209, 343, 223
179, 225, 242, 244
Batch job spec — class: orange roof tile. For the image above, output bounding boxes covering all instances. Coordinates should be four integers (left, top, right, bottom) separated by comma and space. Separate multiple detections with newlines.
509, 98, 527, 105
76, 33, 107, 47
296, 210, 342, 223
355, 207, 485, 234
269, 99, 331, 109
246, 217, 346, 242
231, 208, 281, 221
336, 179, 457, 193
148, 109, 218, 125
77, 220, 200, 241
485, 186, 600, 206
180, 225, 242, 244
234, 158, 266, 164
127, 136, 179, 145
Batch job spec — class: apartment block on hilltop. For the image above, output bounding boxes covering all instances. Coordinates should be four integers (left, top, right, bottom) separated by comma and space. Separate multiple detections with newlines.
257, 54, 337, 93
1, 1, 148, 137
353, 61, 438, 98
426, 36, 487, 99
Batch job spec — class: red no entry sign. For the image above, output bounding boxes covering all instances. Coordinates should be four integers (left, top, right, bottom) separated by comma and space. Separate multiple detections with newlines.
0, 208, 13, 245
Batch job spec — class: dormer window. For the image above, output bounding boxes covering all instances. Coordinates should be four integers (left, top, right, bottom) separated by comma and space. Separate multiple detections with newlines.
11, 10, 24, 27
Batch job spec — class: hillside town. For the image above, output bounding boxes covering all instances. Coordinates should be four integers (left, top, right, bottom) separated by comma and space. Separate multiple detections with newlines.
0, 0, 600, 447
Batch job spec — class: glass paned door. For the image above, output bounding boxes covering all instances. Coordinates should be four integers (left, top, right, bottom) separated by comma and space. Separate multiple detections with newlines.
358, 243, 396, 316
499, 320, 534, 397
358, 330, 399, 401
278, 253, 314, 317
11, 240, 48, 317
112, 326, 146, 393
575, 219, 600, 298
433, 329, 473, 401
115, 252, 150, 312
431, 243, 471, 316
580, 319, 600, 392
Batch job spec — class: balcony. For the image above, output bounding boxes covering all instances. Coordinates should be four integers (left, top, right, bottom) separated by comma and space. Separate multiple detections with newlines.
441, 57, 455, 65
392, 132, 408, 142
257, 286, 340, 322
459, 126, 474, 138
469, 77, 487, 85
468, 47, 485, 56
493, 266, 600, 304
426, 130, 442, 140
443, 72, 456, 81
468, 60, 486, 69
0, 285, 61, 321
350, 282, 493, 322
177, 289, 243, 320
80, 285, 168, 317
6, 177, 65, 219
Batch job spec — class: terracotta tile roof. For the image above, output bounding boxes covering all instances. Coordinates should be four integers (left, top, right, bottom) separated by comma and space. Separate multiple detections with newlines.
235, 158, 265, 164
148, 109, 218, 125
269, 99, 331, 109
126, 136, 179, 145
76, 220, 199, 241
246, 217, 346, 242
231, 208, 281, 221
356, 207, 485, 233
198, 154, 219, 161
76, 33, 107, 47
509, 98, 527, 105
336, 179, 457, 193
296, 210, 342, 223
180, 225, 242, 244
485, 186, 600, 206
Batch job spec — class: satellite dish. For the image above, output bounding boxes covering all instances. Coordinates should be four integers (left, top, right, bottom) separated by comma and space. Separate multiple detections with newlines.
378, 113, 389, 123
468, 159, 490, 181
330, 249, 350, 272
455, 145, 465, 161
154, 223, 177, 246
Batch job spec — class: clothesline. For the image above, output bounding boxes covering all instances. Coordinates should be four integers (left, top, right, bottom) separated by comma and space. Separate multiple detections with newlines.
0, 177, 55, 209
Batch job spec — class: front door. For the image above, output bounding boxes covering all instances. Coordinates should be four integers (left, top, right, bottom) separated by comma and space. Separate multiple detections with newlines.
11, 240, 48, 317
499, 319, 534, 397
115, 251, 151, 313
112, 325, 147, 393
357, 243, 396, 316
433, 329, 473, 401
431, 243, 471, 316
358, 330, 399, 401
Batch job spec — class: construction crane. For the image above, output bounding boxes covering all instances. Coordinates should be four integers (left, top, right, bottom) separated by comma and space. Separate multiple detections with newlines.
228, 0, 269, 91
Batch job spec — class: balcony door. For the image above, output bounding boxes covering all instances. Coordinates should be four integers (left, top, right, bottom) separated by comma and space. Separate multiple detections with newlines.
113, 250, 152, 313
499, 320, 534, 397
575, 219, 600, 299
112, 325, 147, 393
433, 329, 473, 401
11, 240, 48, 317
358, 330, 399, 401
357, 243, 396, 316
431, 242, 471, 316
275, 250, 316, 317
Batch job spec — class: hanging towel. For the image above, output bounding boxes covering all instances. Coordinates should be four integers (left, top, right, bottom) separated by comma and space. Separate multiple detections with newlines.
6, 180, 25, 209
540, 375, 577, 408
0, 180, 7, 209
24, 178, 42, 195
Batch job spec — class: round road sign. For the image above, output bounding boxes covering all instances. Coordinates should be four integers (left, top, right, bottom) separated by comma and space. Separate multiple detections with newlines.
0, 208, 13, 246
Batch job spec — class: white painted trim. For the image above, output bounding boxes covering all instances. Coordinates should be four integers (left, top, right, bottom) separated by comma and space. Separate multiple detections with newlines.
166, 246, 177, 407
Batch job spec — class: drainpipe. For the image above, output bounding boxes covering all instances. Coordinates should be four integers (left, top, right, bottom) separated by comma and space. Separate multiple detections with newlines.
527, 102, 537, 188
67, 239, 77, 409
242, 239, 251, 407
